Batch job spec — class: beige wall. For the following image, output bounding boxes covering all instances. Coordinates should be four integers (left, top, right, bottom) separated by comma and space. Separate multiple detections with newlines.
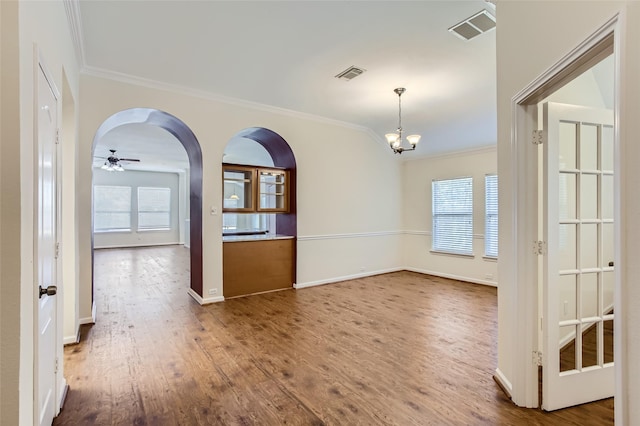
1, 1, 21, 424
496, 1, 640, 421
402, 148, 498, 285
78, 74, 404, 306
0, 0, 80, 424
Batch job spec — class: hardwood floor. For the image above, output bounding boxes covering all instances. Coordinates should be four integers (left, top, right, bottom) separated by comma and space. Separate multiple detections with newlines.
54, 246, 613, 425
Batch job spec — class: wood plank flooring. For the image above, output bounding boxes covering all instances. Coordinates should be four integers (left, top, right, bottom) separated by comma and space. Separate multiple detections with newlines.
54, 246, 613, 425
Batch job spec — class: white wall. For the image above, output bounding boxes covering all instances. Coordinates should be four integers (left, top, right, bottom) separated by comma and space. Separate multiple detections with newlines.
0, 0, 80, 424
496, 1, 640, 422
402, 147, 498, 286
93, 169, 182, 248
78, 74, 404, 306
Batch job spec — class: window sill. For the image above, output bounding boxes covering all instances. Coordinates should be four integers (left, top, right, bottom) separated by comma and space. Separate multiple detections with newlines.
94, 229, 132, 234
137, 228, 171, 232
483, 255, 498, 262
429, 250, 475, 259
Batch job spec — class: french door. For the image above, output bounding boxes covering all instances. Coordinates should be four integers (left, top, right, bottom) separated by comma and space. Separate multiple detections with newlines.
542, 102, 615, 411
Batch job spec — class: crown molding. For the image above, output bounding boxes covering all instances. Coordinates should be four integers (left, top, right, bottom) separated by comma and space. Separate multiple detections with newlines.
81, 65, 378, 135
404, 144, 497, 162
63, 0, 86, 68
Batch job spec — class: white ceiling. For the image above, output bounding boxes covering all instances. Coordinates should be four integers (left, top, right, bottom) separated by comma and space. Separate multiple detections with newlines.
83, 1, 497, 169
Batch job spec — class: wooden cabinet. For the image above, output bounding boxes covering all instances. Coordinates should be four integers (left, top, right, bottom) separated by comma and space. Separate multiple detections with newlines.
223, 164, 289, 213
223, 237, 294, 298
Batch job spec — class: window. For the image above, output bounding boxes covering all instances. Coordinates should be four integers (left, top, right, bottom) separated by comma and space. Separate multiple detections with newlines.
485, 174, 498, 258
93, 185, 132, 232
137, 187, 171, 230
432, 177, 473, 255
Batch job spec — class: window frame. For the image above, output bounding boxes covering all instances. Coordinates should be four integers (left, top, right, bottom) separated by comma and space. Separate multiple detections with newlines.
431, 176, 474, 257
137, 186, 172, 231
484, 174, 498, 259
93, 185, 133, 233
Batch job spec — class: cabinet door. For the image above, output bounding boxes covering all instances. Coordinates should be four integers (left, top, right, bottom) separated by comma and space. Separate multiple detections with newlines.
223, 166, 255, 212
258, 169, 288, 212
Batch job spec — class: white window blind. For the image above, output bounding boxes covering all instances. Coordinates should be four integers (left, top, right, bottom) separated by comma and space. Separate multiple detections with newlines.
432, 177, 473, 255
485, 174, 498, 258
93, 185, 132, 232
137, 187, 171, 230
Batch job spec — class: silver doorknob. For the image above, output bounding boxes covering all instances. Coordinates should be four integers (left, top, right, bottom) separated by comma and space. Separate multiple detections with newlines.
39, 285, 57, 298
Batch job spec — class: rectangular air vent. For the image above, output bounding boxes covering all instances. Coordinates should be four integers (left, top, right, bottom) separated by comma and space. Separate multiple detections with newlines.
449, 9, 496, 41
335, 66, 366, 81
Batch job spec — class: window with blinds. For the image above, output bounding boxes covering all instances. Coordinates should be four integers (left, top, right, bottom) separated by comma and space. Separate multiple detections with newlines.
432, 177, 473, 255
93, 185, 132, 232
137, 187, 171, 230
485, 174, 498, 258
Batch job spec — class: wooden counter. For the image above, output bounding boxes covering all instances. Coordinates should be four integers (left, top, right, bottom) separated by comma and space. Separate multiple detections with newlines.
223, 236, 295, 298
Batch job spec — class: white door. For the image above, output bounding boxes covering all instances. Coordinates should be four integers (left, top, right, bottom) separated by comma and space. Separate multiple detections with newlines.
36, 62, 59, 426
542, 102, 615, 411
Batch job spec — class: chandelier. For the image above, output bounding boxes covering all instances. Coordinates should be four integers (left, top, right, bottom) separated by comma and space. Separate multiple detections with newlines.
385, 88, 421, 154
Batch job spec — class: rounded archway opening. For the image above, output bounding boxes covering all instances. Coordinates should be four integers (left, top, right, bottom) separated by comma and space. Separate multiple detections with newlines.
91, 108, 203, 296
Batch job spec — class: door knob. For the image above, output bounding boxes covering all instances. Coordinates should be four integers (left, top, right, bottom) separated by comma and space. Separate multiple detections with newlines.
39, 285, 57, 298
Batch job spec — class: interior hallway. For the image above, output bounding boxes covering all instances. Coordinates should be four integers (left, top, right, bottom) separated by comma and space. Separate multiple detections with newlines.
54, 246, 613, 425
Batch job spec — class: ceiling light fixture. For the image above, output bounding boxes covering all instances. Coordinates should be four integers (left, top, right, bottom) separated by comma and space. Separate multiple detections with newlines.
100, 149, 126, 172
385, 88, 421, 154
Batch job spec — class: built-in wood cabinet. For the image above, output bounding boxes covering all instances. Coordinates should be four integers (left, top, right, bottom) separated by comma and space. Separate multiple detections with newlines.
223, 164, 289, 213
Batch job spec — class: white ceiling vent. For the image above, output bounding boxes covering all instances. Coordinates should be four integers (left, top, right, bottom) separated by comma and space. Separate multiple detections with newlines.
449, 9, 496, 41
335, 66, 366, 81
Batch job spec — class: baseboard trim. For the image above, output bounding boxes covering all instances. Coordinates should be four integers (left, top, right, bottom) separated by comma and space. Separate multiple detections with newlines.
493, 368, 513, 399
94, 241, 182, 250
188, 288, 224, 305
63, 324, 81, 345
294, 267, 403, 289
404, 267, 497, 287
58, 380, 69, 412
79, 301, 96, 325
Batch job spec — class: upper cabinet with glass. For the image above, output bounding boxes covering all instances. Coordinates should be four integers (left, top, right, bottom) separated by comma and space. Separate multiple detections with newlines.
258, 169, 288, 212
222, 164, 289, 213
223, 166, 255, 212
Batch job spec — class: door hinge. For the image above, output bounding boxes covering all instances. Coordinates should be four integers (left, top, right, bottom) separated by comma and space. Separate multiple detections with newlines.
532, 130, 545, 145
533, 240, 547, 255
55, 128, 60, 145
54, 357, 59, 374
55, 242, 60, 259
533, 351, 543, 366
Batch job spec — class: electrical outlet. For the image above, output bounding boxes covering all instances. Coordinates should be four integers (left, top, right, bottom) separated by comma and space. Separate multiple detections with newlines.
208, 288, 218, 296
360, 266, 365, 272
485, 273, 494, 280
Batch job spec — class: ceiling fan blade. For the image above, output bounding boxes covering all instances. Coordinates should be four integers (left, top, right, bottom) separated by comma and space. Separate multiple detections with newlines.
118, 158, 141, 162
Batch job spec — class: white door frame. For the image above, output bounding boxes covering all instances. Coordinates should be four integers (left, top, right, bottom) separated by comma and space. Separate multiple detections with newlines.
34, 48, 66, 423
507, 15, 621, 409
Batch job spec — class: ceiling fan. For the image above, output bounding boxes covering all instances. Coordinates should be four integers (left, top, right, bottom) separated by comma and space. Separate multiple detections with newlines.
98, 149, 140, 172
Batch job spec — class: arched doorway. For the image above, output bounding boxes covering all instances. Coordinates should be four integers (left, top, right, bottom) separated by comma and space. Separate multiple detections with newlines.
91, 108, 203, 296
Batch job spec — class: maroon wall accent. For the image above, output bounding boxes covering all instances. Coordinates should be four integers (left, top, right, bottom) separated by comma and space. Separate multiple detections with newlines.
92, 108, 204, 297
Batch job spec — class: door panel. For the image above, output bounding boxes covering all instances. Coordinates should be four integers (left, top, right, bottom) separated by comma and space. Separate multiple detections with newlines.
37, 63, 58, 426
542, 102, 614, 411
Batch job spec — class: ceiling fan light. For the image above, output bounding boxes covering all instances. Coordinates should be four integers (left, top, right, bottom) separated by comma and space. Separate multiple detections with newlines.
114, 164, 124, 172
230, 194, 240, 200
406, 134, 421, 146
101, 162, 109, 170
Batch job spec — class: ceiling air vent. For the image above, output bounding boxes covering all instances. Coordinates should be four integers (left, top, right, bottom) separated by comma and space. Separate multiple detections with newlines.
449, 9, 496, 41
335, 66, 366, 81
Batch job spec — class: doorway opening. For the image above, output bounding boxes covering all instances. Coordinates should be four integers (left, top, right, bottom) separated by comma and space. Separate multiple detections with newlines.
509, 20, 619, 411
90, 109, 203, 298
